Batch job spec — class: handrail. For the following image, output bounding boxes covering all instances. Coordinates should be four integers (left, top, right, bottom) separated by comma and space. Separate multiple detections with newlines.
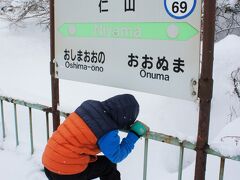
1, 94, 240, 160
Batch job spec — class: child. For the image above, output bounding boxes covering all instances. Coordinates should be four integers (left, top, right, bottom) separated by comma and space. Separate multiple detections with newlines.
42, 94, 149, 180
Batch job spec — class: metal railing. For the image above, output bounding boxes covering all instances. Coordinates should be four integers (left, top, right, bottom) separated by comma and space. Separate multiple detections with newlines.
0, 95, 240, 180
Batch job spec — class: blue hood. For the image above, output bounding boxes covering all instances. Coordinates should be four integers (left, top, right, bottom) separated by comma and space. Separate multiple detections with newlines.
75, 94, 139, 139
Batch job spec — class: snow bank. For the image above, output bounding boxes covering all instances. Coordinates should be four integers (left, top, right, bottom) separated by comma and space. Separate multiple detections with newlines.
211, 35, 240, 140
0, 149, 47, 180
210, 117, 240, 157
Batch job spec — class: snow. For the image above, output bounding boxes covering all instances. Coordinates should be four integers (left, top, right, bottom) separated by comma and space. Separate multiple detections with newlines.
211, 117, 240, 157
0, 19, 240, 179
0, 149, 46, 180
217, 0, 238, 7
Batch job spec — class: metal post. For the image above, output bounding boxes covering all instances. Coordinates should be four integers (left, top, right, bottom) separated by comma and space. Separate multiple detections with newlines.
0, 100, 6, 139
194, 0, 217, 180
219, 158, 225, 180
178, 145, 184, 180
50, 0, 60, 131
29, 107, 34, 155
143, 138, 149, 180
14, 103, 19, 146
46, 112, 50, 141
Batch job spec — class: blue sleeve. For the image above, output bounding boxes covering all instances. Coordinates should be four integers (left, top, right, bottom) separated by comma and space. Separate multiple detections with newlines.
98, 130, 139, 163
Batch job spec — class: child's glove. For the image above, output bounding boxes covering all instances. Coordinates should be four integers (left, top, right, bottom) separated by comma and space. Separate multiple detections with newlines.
130, 121, 149, 137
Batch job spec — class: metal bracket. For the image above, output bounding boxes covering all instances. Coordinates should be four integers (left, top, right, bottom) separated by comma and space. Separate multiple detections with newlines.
191, 79, 198, 98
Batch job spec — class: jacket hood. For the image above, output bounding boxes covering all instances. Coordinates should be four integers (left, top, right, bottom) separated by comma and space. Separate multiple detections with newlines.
101, 94, 139, 129
75, 94, 139, 139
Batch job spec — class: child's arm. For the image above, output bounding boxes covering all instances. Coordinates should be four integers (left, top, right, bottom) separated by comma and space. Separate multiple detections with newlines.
97, 130, 139, 163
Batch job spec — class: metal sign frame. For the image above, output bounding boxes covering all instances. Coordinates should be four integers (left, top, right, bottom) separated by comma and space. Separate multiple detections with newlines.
194, 1, 216, 179
54, 0, 202, 101
50, 0, 217, 179
50, 0, 60, 130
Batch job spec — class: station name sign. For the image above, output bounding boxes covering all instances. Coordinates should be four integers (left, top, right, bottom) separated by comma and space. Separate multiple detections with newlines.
55, 0, 201, 101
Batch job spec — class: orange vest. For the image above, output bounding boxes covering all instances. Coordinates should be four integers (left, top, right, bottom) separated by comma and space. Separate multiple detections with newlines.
42, 112, 100, 175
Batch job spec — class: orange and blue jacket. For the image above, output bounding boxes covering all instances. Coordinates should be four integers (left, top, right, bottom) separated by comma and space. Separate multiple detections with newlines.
42, 94, 140, 175
42, 112, 100, 174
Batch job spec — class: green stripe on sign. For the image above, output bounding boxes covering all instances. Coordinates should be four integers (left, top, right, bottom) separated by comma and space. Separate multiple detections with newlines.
58, 22, 199, 41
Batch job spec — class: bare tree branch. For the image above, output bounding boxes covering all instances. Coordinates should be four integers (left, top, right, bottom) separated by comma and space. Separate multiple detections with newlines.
231, 68, 240, 99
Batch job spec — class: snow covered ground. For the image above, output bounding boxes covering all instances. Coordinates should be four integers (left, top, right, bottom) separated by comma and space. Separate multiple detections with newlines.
0, 19, 240, 180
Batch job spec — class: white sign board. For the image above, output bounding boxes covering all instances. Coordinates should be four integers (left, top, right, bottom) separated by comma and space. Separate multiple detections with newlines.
55, 0, 201, 101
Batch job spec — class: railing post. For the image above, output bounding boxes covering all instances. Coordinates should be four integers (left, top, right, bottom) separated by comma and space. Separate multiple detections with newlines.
178, 145, 184, 180
29, 108, 34, 155
46, 112, 50, 141
0, 100, 6, 139
14, 103, 19, 146
194, 0, 217, 180
219, 158, 225, 180
143, 138, 149, 180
